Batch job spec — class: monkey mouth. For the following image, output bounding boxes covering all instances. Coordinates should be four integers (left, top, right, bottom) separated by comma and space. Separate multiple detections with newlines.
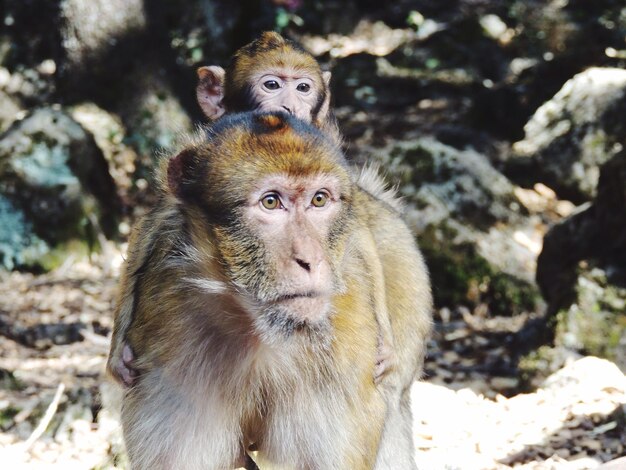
263, 291, 332, 325
272, 291, 320, 303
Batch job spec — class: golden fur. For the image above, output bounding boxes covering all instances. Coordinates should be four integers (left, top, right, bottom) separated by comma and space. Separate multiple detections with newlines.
114, 113, 432, 469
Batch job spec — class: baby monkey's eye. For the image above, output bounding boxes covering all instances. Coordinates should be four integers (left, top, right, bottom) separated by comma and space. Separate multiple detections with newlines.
296, 82, 311, 93
311, 191, 329, 207
261, 193, 282, 210
263, 80, 281, 91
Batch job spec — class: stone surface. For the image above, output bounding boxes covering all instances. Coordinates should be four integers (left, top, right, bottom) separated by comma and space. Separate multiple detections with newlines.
0, 89, 21, 133
69, 103, 137, 202
536, 151, 626, 368
513, 68, 626, 202
0, 107, 120, 270
60, 0, 146, 66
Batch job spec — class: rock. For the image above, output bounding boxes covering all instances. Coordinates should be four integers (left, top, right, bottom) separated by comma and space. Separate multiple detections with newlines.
542, 356, 626, 393
512, 68, 626, 202
300, 19, 416, 59
0, 194, 48, 271
69, 103, 137, 202
536, 151, 626, 369
118, 74, 193, 173
556, 270, 626, 371
60, 4, 194, 178
0, 89, 22, 133
597, 456, 626, 470
60, 0, 146, 67
360, 137, 542, 315
0, 107, 120, 271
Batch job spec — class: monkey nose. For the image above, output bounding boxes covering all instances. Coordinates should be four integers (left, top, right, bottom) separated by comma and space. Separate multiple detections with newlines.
281, 105, 293, 115
295, 258, 311, 272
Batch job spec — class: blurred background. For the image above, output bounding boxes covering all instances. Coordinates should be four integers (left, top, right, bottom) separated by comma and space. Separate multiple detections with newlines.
0, 0, 625, 468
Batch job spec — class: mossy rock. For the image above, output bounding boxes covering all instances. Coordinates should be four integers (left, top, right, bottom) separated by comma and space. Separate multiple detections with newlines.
0, 194, 49, 270
0, 107, 120, 271
419, 223, 539, 315
386, 138, 523, 230
556, 268, 626, 369
512, 68, 626, 203
363, 137, 540, 316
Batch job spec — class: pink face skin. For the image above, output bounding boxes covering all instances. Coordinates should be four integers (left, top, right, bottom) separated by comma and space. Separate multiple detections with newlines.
243, 173, 343, 322
251, 70, 319, 121
196, 65, 331, 123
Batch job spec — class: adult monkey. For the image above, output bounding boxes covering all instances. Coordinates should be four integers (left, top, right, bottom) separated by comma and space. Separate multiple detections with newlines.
119, 112, 432, 469
108, 32, 394, 387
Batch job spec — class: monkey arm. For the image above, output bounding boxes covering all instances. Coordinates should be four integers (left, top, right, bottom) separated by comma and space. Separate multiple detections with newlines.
106, 222, 143, 386
106, 213, 168, 386
362, 191, 433, 388
352, 214, 399, 389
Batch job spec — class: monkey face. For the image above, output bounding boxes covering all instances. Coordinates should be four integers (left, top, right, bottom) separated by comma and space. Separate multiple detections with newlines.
207, 32, 331, 126
248, 69, 322, 122
167, 112, 352, 339
218, 171, 349, 338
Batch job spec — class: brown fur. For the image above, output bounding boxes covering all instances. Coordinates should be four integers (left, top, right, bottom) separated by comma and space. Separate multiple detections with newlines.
116, 112, 431, 469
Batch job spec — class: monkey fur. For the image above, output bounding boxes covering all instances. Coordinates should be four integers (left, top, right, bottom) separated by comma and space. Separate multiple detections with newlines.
117, 112, 432, 469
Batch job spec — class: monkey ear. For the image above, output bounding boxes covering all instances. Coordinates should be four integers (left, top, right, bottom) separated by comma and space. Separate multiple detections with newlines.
317, 71, 333, 123
322, 71, 332, 87
196, 66, 226, 121
167, 149, 197, 200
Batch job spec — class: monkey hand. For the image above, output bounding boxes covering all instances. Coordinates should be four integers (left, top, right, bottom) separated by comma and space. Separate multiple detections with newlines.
107, 342, 138, 387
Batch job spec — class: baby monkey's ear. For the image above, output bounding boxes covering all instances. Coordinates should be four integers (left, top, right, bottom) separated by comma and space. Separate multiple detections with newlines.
317, 71, 333, 123
197, 66, 226, 120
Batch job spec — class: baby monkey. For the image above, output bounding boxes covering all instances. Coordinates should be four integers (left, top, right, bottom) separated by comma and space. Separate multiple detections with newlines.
196, 31, 339, 140
119, 112, 432, 469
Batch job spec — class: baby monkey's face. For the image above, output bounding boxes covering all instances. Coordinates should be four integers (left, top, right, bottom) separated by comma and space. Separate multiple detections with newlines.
250, 68, 322, 122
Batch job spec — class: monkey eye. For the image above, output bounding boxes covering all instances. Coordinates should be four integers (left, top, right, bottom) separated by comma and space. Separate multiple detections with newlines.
263, 80, 281, 91
296, 82, 311, 93
261, 193, 282, 210
311, 191, 329, 208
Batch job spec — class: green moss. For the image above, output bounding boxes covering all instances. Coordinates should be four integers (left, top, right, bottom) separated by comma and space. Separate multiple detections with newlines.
37, 238, 93, 271
419, 224, 540, 315
0, 193, 100, 272
557, 306, 624, 361
488, 271, 539, 314
519, 346, 554, 377
518, 345, 566, 391
554, 270, 626, 362
584, 130, 608, 152
390, 144, 438, 185
0, 406, 19, 430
